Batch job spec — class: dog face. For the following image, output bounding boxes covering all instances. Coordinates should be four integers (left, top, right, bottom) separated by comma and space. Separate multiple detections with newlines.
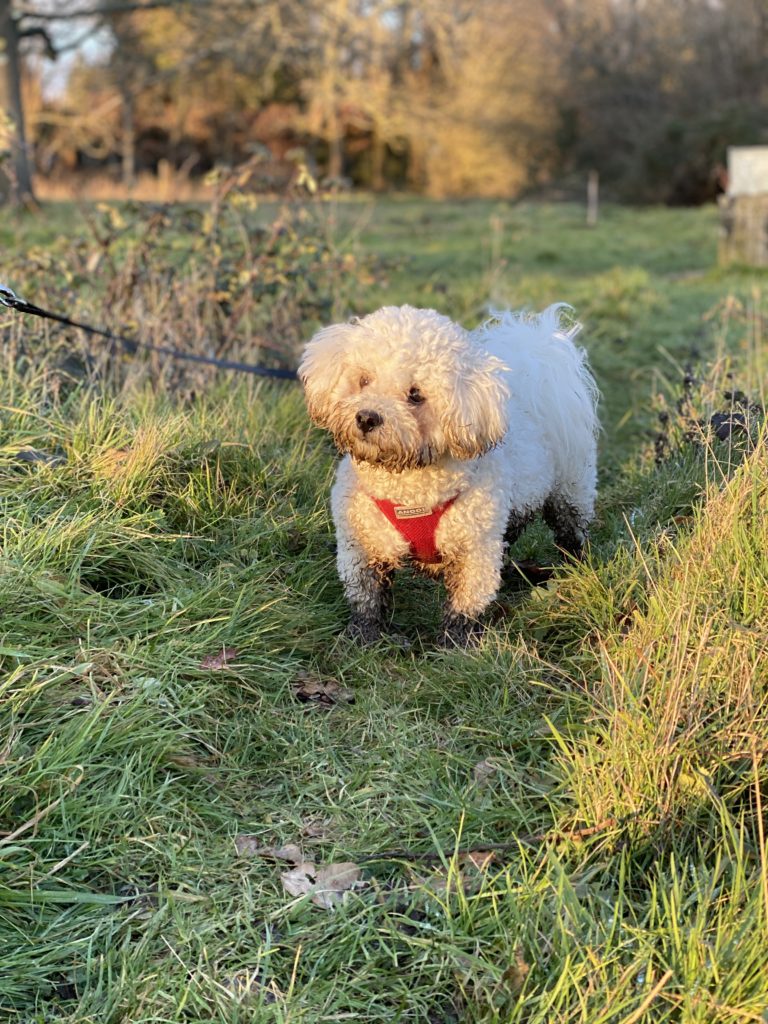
299, 306, 509, 471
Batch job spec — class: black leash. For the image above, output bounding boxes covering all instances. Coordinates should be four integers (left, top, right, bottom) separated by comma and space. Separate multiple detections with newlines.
0, 283, 298, 381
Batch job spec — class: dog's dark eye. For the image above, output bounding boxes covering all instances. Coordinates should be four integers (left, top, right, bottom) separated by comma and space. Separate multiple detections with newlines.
359, 375, 371, 389
407, 386, 425, 405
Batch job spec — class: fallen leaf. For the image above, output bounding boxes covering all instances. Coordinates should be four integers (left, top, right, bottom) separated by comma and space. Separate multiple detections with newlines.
85, 249, 102, 274
472, 759, 498, 788
414, 850, 496, 895
292, 670, 354, 707
672, 515, 693, 527
280, 860, 318, 898
234, 836, 302, 864
264, 843, 303, 864
463, 850, 496, 872
314, 862, 364, 901
200, 647, 241, 670
284, 528, 307, 554
502, 947, 530, 994
457, 945, 530, 1015
220, 969, 278, 1004
301, 817, 329, 840
93, 447, 131, 472
281, 859, 365, 908
165, 752, 203, 769
234, 835, 263, 856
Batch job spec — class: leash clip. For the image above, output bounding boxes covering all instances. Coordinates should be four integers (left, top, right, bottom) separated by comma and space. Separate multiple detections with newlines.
0, 284, 26, 309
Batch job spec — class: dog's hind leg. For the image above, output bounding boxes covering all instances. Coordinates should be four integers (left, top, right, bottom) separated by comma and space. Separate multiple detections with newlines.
501, 507, 541, 590
504, 508, 534, 549
542, 495, 589, 559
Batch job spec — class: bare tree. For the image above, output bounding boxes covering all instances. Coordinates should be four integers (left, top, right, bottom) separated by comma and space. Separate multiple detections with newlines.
0, 0, 202, 205
1, 0, 54, 204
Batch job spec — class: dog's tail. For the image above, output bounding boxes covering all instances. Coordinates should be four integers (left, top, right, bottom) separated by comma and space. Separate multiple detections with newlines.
472, 304, 599, 475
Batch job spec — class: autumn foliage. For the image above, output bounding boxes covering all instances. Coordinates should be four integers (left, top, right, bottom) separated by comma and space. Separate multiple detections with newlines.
7, 0, 767, 202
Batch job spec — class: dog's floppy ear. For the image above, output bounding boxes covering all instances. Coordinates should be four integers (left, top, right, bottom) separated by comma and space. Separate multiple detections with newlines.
443, 348, 508, 459
299, 321, 357, 429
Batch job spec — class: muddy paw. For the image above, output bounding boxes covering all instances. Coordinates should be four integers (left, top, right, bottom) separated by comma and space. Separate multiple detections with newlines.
385, 630, 412, 652
437, 614, 484, 649
345, 614, 384, 646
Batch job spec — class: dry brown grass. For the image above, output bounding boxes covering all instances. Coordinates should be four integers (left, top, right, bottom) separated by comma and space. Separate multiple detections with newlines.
34, 169, 215, 204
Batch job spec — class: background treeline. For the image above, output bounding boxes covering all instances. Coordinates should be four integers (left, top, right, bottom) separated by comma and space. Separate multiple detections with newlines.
8, 0, 768, 203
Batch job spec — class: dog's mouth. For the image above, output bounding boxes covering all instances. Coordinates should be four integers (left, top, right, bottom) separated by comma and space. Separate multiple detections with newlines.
337, 434, 438, 472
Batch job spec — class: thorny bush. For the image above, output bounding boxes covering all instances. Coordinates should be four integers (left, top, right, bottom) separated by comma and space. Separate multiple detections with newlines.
653, 365, 765, 467
2, 157, 367, 389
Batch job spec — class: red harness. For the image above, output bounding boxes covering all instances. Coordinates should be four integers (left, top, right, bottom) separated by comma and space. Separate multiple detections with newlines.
371, 495, 457, 564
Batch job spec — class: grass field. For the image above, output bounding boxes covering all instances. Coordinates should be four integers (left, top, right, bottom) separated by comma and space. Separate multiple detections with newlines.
1, 194, 768, 1023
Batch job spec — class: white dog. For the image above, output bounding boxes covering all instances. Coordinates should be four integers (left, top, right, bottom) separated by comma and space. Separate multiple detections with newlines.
299, 304, 598, 646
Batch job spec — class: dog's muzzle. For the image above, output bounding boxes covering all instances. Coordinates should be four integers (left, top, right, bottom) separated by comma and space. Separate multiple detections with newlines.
356, 409, 383, 435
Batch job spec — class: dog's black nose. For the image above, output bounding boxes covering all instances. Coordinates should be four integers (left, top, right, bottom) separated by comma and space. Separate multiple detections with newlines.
356, 409, 383, 434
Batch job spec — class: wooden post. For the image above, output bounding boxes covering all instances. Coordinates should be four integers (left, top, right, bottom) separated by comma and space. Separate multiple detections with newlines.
586, 169, 599, 227
719, 148, 768, 267
719, 195, 768, 266
121, 89, 136, 191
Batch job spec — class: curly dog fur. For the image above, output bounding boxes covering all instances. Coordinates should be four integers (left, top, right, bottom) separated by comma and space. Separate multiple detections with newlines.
300, 304, 599, 646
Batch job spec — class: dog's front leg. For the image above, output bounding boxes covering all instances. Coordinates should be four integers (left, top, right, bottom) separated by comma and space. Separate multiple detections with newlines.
337, 538, 392, 644
439, 538, 504, 647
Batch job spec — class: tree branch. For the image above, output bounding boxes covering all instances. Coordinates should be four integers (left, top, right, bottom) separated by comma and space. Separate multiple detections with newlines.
16, 0, 210, 22
355, 815, 632, 863
18, 23, 57, 58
